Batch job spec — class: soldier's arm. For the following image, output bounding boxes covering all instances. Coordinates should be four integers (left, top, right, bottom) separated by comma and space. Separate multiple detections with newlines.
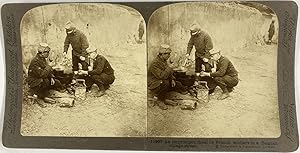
29, 62, 53, 78
210, 58, 229, 77
150, 62, 173, 80
88, 56, 105, 75
204, 33, 213, 52
186, 37, 194, 55
63, 36, 70, 53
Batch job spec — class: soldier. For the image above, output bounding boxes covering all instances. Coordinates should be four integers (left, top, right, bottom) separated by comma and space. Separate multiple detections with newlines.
200, 48, 239, 100
148, 44, 187, 110
138, 20, 144, 43
185, 23, 213, 76
63, 21, 89, 72
268, 20, 275, 44
27, 43, 63, 107
78, 47, 115, 97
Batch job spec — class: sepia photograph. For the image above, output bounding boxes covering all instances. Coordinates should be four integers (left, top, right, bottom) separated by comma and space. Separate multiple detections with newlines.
147, 2, 280, 138
21, 3, 147, 137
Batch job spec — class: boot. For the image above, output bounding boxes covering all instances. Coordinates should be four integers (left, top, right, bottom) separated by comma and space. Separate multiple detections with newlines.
156, 100, 168, 110
227, 87, 234, 93
208, 87, 216, 95
86, 87, 92, 93
217, 89, 230, 100
164, 99, 178, 106
95, 85, 106, 97
43, 97, 56, 104
36, 99, 47, 108
95, 90, 105, 97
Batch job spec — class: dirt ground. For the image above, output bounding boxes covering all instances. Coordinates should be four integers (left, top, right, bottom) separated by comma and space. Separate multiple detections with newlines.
20, 41, 280, 138
21, 43, 147, 137
147, 43, 281, 138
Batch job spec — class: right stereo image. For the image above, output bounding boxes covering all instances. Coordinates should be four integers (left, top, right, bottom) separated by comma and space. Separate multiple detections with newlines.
147, 2, 280, 138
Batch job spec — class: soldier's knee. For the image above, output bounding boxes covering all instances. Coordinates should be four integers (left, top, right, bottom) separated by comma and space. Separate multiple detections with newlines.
91, 75, 102, 80
161, 80, 170, 88
213, 77, 223, 82
43, 79, 51, 86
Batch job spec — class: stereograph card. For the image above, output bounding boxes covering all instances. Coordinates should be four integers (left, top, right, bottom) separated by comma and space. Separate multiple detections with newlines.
0, 1, 298, 152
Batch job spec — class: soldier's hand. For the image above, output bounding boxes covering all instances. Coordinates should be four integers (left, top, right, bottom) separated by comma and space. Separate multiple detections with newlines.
78, 70, 83, 75
171, 80, 176, 87
50, 78, 55, 85
79, 56, 85, 61
203, 58, 209, 63
211, 67, 216, 73
48, 61, 55, 67
88, 66, 93, 71
169, 62, 177, 69
201, 64, 206, 71
185, 54, 190, 60
200, 71, 205, 77
63, 51, 67, 57
74, 71, 78, 75
78, 70, 88, 75
200, 72, 210, 77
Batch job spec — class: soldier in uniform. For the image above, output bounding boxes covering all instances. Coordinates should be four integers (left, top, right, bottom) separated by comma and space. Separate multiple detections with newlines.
148, 44, 187, 110
78, 47, 115, 97
138, 20, 144, 43
185, 23, 213, 76
63, 21, 89, 72
268, 20, 275, 44
200, 48, 239, 100
27, 43, 63, 107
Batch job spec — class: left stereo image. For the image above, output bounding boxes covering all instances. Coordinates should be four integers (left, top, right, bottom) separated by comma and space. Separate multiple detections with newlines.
20, 3, 147, 137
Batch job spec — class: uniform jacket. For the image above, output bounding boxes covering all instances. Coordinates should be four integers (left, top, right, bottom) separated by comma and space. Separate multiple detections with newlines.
88, 55, 114, 75
64, 29, 89, 57
187, 30, 213, 59
27, 55, 53, 88
148, 56, 175, 90
210, 56, 238, 78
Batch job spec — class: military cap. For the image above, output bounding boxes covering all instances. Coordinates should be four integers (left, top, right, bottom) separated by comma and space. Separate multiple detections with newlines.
37, 42, 50, 53
158, 44, 172, 54
65, 21, 76, 34
190, 23, 201, 35
86, 46, 97, 53
209, 48, 221, 55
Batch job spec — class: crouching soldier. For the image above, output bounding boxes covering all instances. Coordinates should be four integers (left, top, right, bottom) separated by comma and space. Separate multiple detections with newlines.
78, 47, 115, 97
200, 48, 239, 100
27, 43, 63, 107
148, 44, 187, 110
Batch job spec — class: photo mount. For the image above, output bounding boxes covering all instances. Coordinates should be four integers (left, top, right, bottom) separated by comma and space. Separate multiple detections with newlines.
1, 1, 298, 152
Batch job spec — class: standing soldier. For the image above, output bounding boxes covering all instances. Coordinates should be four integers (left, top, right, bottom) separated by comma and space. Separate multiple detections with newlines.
200, 48, 239, 100
78, 47, 115, 97
138, 20, 145, 43
27, 43, 63, 107
185, 23, 213, 76
268, 20, 275, 44
63, 21, 89, 72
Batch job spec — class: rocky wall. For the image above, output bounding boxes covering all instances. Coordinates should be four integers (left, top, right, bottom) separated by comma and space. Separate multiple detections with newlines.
147, 2, 279, 63
21, 3, 143, 67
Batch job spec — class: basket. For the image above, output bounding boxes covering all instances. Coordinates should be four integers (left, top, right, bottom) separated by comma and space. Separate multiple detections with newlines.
195, 81, 209, 103
74, 79, 87, 100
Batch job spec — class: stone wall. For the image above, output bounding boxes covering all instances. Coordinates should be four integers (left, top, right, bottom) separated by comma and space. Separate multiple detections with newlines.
147, 2, 278, 63
21, 3, 143, 67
